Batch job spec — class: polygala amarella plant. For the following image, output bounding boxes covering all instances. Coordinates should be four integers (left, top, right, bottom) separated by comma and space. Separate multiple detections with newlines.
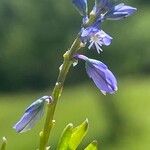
6, 0, 136, 149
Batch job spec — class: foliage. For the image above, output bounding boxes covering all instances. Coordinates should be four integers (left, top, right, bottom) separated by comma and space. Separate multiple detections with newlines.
57, 119, 98, 150
84, 141, 98, 150
0, 137, 7, 150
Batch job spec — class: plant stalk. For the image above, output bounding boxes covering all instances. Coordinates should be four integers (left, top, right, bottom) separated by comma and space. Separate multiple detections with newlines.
39, 36, 81, 150
39, 13, 96, 149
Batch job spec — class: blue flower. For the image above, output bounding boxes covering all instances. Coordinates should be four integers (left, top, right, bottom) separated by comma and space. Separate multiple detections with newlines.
92, 0, 112, 18
72, 0, 88, 16
80, 25, 112, 53
92, 0, 137, 21
13, 96, 52, 133
105, 3, 137, 20
74, 54, 117, 94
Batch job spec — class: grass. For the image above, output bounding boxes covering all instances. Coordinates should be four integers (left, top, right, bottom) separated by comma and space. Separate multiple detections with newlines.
0, 77, 150, 150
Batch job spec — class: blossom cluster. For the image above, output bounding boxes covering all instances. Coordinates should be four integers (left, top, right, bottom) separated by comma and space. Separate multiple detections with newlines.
73, 0, 136, 94
13, 0, 136, 133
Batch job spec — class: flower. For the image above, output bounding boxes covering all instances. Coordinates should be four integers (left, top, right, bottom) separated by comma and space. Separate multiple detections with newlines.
92, 0, 137, 21
92, 0, 111, 18
72, 0, 136, 53
74, 54, 117, 94
72, 0, 88, 16
13, 96, 52, 133
105, 3, 137, 20
81, 25, 112, 53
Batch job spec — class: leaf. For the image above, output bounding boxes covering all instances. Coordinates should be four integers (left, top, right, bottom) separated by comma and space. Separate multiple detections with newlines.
57, 123, 73, 150
57, 119, 89, 150
84, 140, 98, 150
69, 119, 89, 149
0, 137, 7, 150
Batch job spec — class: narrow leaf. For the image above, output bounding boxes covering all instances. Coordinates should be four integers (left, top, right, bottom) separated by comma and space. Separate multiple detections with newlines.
57, 123, 73, 150
0, 137, 7, 150
69, 119, 89, 149
84, 140, 98, 150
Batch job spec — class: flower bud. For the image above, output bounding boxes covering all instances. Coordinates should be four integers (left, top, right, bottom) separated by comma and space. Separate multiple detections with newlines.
13, 96, 52, 133
74, 54, 117, 94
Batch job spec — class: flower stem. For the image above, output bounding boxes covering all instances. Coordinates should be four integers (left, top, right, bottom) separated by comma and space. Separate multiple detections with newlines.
38, 11, 96, 149
39, 36, 81, 150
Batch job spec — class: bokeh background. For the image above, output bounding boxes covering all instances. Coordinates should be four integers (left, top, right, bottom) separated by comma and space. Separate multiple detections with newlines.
0, 0, 150, 149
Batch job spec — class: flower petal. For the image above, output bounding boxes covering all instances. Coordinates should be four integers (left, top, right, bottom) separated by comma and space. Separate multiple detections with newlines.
13, 107, 44, 133
106, 3, 137, 20
86, 60, 117, 94
74, 54, 118, 94
25, 96, 51, 113
86, 63, 112, 93
80, 26, 112, 53
72, 0, 88, 16
93, 0, 111, 15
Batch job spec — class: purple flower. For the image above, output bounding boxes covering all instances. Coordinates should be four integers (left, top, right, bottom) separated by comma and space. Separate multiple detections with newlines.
92, 0, 112, 17
105, 3, 137, 20
81, 25, 112, 53
92, 0, 137, 21
13, 96, 52, 133
74, 54, 117, 94
72, 0, 88, 16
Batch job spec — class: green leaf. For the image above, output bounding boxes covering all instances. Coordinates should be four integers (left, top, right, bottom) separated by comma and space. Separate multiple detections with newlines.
57, 119, 89, 150
0, 137, 7, 150
57, 123, 73, 150
69, 119, 89, 150
84, 140, 98, 150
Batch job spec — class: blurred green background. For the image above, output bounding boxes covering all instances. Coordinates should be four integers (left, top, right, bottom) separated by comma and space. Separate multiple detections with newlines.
0, 0, 150, 149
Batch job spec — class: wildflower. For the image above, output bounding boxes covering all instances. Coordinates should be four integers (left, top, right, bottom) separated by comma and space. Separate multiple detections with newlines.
72, 0, 136, 53
74, 54, 117, 94
13, 96, 52, 133
92, 0, 137, 21
92, 0, 111, 18
81, 25, 112, 53
105, 3, 137, 20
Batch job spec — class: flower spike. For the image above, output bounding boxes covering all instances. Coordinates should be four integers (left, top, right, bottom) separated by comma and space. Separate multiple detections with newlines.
13, 96, 52, 133
74, 54, 118, 94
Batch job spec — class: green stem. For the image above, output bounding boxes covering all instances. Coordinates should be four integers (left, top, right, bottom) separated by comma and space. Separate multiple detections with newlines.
39, 12, 96, 149
39, 36, 81, 150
